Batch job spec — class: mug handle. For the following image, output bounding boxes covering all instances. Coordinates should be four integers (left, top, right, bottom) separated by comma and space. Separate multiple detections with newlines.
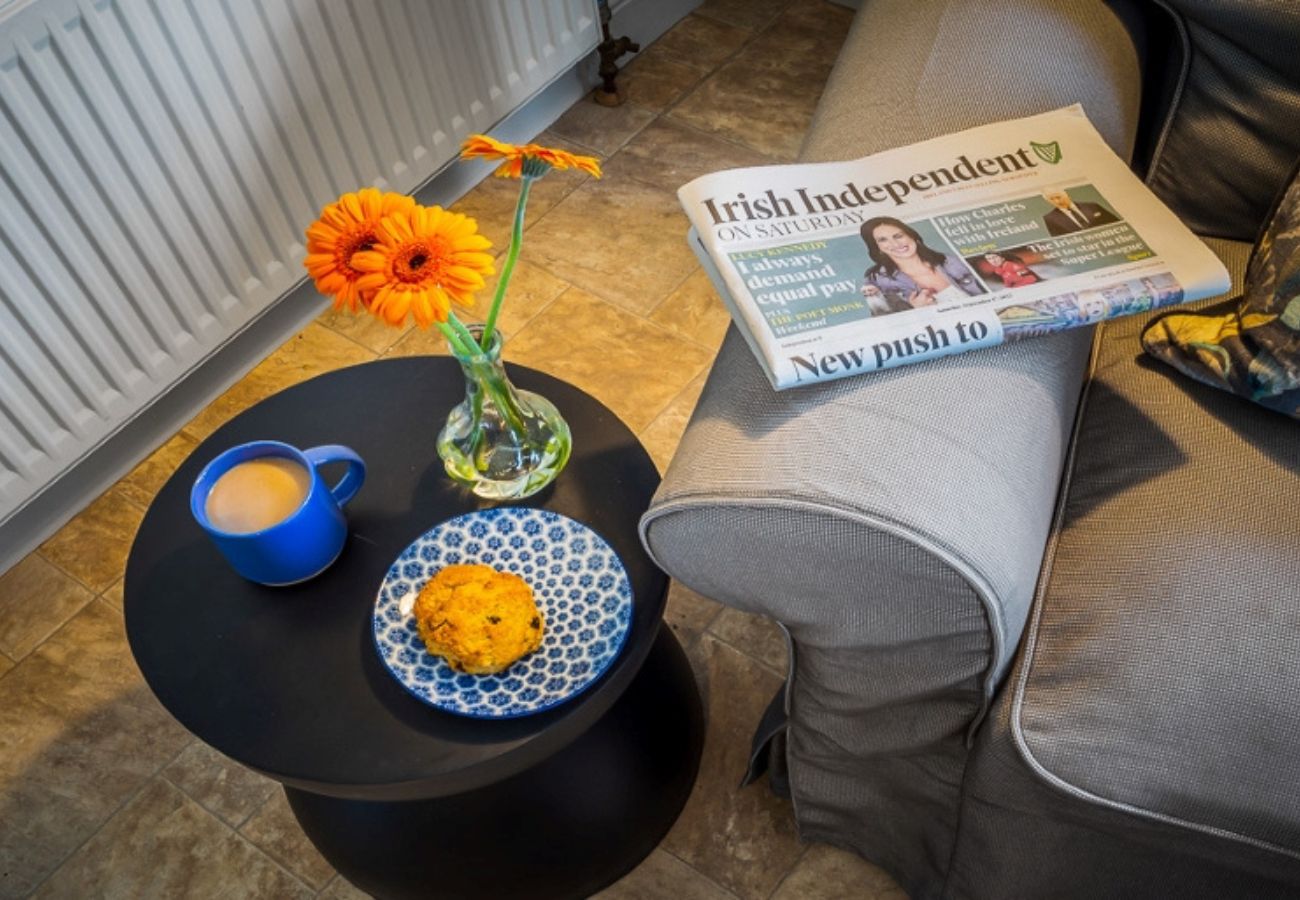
303, 445, 366, 507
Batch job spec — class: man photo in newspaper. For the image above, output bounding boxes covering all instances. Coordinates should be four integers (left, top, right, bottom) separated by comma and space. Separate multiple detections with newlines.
1041, 186, 1121, 235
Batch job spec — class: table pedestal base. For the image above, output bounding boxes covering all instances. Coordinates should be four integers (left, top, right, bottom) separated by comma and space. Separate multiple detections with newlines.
285, 628, 704, 900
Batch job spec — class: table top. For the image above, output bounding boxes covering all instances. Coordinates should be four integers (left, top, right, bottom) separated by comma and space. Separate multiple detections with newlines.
124, 357, 668, 801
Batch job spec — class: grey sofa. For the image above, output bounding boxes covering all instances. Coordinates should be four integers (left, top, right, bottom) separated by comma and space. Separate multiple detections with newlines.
639, 1, 1300, 897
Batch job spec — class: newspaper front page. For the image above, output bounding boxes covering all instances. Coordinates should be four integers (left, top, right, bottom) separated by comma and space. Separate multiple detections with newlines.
680, 106, 1231, 389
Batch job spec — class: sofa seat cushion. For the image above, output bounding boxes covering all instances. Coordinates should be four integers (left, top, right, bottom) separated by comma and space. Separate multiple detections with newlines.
1011, 237, 1300, 857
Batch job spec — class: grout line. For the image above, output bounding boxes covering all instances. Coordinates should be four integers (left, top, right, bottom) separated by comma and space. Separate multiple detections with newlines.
653, 7, 786, 114
514, 170, 591, 237
637, 371, 706, 443
232, 809, 321, 897
24, 731, 197, 897
763, 844, 813, 900
692, 0, 797, 35
313, 319, 385, 360
704, 627, 789, 681
659, 846, 744, 899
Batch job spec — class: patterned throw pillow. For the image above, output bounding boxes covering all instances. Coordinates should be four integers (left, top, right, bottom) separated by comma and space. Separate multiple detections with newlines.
1142, 164, 1300, 418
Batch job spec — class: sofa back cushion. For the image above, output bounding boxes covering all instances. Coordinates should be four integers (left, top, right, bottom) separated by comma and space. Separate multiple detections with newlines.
1145, 0, 1300, 241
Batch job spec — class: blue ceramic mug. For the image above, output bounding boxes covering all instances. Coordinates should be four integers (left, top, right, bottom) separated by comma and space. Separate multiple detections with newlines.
190, 441, 366, 586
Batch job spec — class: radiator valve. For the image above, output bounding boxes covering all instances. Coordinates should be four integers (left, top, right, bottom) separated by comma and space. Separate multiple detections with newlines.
594, 0, 639, 107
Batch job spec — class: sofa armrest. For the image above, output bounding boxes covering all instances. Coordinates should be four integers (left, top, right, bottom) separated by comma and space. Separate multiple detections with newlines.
642, 324, 1093, 724
640, 0, 1144, 745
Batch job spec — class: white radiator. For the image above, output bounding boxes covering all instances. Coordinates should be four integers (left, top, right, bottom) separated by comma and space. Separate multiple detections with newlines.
0, 0, 599, 526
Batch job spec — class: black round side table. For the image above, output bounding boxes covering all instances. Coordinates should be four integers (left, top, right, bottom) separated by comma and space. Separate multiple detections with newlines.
124, 357, 704, 900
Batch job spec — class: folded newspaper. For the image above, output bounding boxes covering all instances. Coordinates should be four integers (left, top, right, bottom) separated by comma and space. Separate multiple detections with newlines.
680, 105, 1230, 389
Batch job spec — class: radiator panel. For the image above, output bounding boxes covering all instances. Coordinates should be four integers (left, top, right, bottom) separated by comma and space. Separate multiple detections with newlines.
0, 0, 598, 520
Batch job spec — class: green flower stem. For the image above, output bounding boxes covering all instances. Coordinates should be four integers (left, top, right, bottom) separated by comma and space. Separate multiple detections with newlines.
479, 369, 530, 438
436, 318, 477, 358
442, 317, 531, 446
480, 170, 538, 350
445, 311, 482, 356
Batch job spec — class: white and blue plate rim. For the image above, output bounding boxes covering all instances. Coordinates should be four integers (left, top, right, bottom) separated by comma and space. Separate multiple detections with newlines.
372, 507, 634, 719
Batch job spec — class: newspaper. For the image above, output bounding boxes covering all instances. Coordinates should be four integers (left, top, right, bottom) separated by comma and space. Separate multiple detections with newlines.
680, 105, 1231, 389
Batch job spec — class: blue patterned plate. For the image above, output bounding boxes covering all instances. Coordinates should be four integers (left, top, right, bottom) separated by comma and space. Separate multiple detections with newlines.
373, 508, 633, 718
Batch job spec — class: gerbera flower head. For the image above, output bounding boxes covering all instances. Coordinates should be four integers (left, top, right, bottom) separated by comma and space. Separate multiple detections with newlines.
304, 188, 416, 311
460, 134, 602, 179
351, 205, 494, 328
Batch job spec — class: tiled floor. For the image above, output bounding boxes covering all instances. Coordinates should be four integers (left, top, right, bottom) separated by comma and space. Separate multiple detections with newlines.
0, 2, 907, 898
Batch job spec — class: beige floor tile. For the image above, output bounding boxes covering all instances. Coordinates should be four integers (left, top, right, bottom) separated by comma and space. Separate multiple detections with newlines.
463, 258, 572, 340
454, 130, 594, 251
182, 322, 377, 442
663, 580, 724, 653
521, 179, 700, 315
504, 288, 714, 432
240, 789, 337, 890
100, 578, 125, 612
620, 45, 713, 114
0, 653, 12, 679
594, 849, 739, 899
32, 779, 313, 900
770, 843, 907, 900
669, 66, 820, 163
0, 602, 192, 896
548, 93, 657, 157
602, 117, 773, 195
164, 742, 278, 830
0, 554, 94, 660
662, 636, 804, 900
696, 0, 793, 32
318, 874, 372, 899
376, 321, 455, 360
117, 432, 201, 509
653, 14, 750, 67
669, 2, 853, 161
709, 607, 788, 676
316, 303, 413, 354
639, 372, 710, 473
38, 488, 146, 594
649, 266, 734, 350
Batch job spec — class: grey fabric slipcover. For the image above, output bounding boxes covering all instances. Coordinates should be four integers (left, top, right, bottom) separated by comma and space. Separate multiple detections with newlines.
948, 237, 1300, 898
641, 0, 1143, 893
640, 0, 1300, 897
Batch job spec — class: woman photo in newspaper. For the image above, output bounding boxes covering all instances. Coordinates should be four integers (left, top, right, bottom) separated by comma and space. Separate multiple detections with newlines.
860, 216, 984, 314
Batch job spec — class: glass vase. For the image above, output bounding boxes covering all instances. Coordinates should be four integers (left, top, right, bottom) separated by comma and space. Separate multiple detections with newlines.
436, 326, 571, 500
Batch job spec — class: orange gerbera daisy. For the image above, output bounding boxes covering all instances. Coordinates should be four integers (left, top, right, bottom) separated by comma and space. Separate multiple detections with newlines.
304, 188, 416, 311
461, 134, 602, 179
351, 206, 494, 328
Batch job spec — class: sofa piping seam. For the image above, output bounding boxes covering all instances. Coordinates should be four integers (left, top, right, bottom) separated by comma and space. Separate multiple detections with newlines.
1144, 0, 1192, 187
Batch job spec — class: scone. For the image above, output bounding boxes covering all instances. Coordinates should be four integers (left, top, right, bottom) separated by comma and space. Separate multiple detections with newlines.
413, 563, 543, 674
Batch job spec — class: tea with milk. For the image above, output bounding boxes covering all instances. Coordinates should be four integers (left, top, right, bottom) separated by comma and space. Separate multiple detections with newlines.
204, 457, 312, 534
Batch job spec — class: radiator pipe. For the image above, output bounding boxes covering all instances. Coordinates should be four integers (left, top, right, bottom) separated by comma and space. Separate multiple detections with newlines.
594, 0, 639, 106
